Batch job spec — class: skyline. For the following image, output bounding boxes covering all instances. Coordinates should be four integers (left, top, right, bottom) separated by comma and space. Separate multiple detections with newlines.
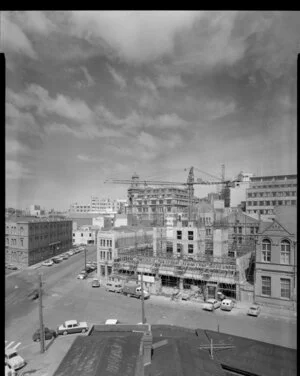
4, 11, 298, 210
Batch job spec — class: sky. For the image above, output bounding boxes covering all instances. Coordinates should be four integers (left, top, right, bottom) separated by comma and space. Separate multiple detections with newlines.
3, 11, 299, 210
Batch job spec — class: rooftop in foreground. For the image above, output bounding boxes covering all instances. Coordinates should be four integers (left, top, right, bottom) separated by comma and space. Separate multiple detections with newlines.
53, 325, 296, 376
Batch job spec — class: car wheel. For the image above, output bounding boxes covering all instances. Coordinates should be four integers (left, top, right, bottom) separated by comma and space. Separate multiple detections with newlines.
82, 329, 86, 333
63, 331, 68, 335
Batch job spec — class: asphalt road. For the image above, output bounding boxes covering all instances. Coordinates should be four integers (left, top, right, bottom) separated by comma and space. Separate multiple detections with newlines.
5, 246, 296, 371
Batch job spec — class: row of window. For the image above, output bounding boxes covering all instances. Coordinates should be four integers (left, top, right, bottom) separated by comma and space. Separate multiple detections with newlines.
99, 239, 112, 247
99, 251, 112, 260
72, 233, 92, 237
248, 191, 296, 198
177, 231, 194, 240
167, 243, 194, 254
247, 200, 296, 206
261, 239, 291, 264
261, 276, 291, 298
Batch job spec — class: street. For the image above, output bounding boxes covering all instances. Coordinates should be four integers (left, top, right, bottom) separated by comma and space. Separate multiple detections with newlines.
5, 247, 296, 374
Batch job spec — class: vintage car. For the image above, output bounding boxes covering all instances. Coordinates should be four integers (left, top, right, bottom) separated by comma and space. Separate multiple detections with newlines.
32, 327, 57, 342
247, 304, 261, 317
5, 349, 26, 371
57, 320, 88, 335
203, 299, 221, 311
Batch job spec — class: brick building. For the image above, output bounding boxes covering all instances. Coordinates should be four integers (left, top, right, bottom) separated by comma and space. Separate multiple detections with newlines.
255, 206, 297, 310
5, 216, 73, 266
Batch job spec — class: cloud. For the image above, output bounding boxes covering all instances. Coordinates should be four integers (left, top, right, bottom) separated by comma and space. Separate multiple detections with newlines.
156, 74, 185, 88
11, 11, 55, 35
77, 154, 103, 163
107, 65, 127, 89
157, 113, 188, 128
6, 102, 41, 135
45, 122, 122, 140
135, 76, 157, 94
69, 11, 201, 64
2, 14, 37, 59
76, 66, 96, 88
6, 139, 33, 157
8, 85, 94, 123
6, 159, 35, 180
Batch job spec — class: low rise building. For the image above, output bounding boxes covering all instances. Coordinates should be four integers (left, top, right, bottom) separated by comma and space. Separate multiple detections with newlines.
5, 216, 72, 266
72, 225, 99, 245
96, 227, 153, 281
255, 206, 297, 310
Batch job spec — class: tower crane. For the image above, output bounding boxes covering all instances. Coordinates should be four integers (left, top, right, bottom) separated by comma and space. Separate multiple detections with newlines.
104, 167, 241, 222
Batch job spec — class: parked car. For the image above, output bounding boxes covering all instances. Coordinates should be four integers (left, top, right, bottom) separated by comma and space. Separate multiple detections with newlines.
220, 299, 234, 311
217, 292, 226, 301
92, 278, 100, 288
42, 260, 54, 267
32, 327, 57, 342
77, 272, 87, 280
5, 362, 16, 376
203, 299, 221, 311
105, 319, 119, 325
247, 304, 261, 317
28, 289, 39, 300
67, 251, 74, 256
52, 257, 61, 264
6, 264, 18, 270
62, 254, 69, 260
5, 349, 26, 371
57, 320, 88, 335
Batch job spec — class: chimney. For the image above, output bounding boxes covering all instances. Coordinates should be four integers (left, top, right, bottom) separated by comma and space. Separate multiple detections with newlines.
143, 330, 153, 366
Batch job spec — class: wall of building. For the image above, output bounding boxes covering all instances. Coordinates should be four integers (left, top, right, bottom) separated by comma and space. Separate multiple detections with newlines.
212, 228, 229, 258
72, 227, 97, 245
5, 219, 73, 266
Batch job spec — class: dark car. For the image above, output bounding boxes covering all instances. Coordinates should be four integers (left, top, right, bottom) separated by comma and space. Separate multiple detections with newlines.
52, 257, 61, 264
32, 327, 57, 342
28, 289, 39, 300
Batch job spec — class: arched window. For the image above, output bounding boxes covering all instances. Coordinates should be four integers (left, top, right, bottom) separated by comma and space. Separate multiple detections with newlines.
280, 240, 290, 264
262, 239, 271, 262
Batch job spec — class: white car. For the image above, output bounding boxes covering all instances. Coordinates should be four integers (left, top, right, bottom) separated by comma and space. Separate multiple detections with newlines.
77, 272, 87, 280
203, 299, 221, 311
105, 319, 119, 325
42, 260, 54, 267
67, 251, 74, 256
247, 304, 261, 317
57, 320, 88, 335
5, 349, 26, 371
5, 363, 16, 376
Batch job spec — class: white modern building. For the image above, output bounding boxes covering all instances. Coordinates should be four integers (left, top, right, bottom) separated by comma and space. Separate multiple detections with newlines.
230, 172, 254, 208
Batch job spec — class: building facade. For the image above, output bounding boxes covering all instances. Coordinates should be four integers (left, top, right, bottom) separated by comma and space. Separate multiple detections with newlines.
5, 217, 73, 266
230, 172, 253, 208
96, 227, 153, 280
126, 174, 199, 225
255, 207, 297, 310
72, 225, 98, 245
246, 174, 297, 217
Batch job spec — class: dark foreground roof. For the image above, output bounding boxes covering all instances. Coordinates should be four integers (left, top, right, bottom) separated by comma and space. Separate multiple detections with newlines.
53, 325, 296, 376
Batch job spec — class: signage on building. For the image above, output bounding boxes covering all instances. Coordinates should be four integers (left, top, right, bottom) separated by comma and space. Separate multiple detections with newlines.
138, 275, 155, 283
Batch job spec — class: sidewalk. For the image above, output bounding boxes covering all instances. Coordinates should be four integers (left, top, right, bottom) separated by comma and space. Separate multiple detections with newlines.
149, 294, 297, 321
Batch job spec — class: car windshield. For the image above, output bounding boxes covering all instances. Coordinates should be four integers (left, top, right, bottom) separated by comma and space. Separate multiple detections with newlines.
250, 306, 258, 310
8, 352, 17, 359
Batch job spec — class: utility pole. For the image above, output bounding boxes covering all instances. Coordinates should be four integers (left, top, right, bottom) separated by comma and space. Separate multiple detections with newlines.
84, 246, 87, 270
141, 272, 146, 324
38, 273, 45, 353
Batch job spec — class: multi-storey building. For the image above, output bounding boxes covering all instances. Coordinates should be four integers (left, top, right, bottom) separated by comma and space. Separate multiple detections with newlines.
69, 202, 91, 213
126, 174, 198, 225
96, 227, 153, 280
246, 174, 297, 217
255, 206, 297, 310
229, 172, 253, 208
5, 216, 73, 266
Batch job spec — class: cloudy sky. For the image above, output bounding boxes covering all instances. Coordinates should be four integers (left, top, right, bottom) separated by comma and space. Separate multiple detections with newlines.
4, 11, 298, 210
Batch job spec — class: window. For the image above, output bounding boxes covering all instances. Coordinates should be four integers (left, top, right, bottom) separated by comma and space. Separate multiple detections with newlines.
81, 233, 83, 237
109, 240, 112, 247
20, 238, 24, 247
206, 228, 212, 236
188, 244, 194, 254
250, 227, 254, 234
188, 231, 194, 240
89, 233, 92, 237
280, 240, 290, 264
291, 200, 296, 205
238, 227, 242, 234
248, 193, 252, 198
262, 239, 271, 262
177, 244, 182, 253
248, 201, 252, 206
177, 231, 182, 240
278, 201, 282, 205
266, 201, 270, 206
238, 237, 242, 244
73, 233, 75, 237
280, 278, 291, 299
261, 276, 271, 296
253, 201, 257, 206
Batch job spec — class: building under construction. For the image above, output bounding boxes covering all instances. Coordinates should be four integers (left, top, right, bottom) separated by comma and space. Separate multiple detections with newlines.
112, 215, 257, 302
